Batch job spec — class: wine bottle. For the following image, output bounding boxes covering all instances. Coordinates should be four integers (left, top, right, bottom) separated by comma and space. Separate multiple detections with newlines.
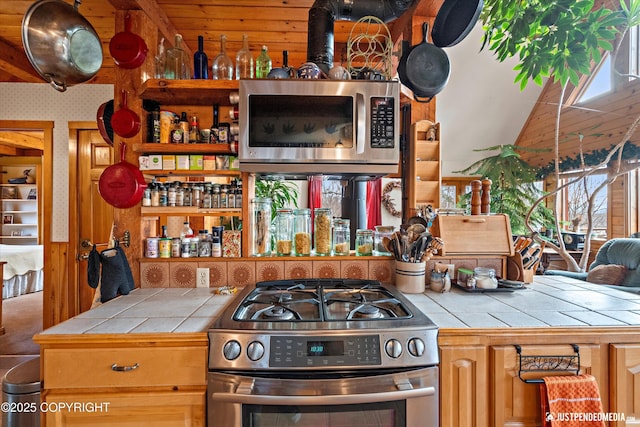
211, 34, 233, 80
255, 45, 272, 78
235, 34, 254, 79
209, 104, 219, 143
193, 35, 209, 79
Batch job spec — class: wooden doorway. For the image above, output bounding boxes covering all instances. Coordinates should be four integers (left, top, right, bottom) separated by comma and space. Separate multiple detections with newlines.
68, 123, 114, 313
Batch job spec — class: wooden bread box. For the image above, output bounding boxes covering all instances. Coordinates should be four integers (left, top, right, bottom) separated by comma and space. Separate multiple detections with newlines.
431, 214, 514, 256
430, 214, 514, 278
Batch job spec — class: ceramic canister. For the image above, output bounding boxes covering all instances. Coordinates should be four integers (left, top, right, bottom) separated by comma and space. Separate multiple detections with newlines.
395, 261, 426, 293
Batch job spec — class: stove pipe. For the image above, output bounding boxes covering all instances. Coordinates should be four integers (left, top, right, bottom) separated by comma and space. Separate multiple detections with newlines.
307, 0, 416, 72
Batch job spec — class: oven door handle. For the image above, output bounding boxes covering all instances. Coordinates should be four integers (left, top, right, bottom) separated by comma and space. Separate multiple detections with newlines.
211, 385, 435, 406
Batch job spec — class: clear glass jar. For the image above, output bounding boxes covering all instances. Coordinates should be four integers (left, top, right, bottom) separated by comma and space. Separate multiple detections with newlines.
355, 229, 373, 256
332, 218, 350, 255
275, 208, 293, 256
252, 197, 272, 256
469, 267, 498, 289
293, 208, 311, 256
373, 225, 394, 256
314, 208, 332, 256
198, 230, 211, 257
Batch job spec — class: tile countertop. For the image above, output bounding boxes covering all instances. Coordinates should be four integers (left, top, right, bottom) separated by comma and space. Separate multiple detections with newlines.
37, 276, 640, 335
407, 275, 640, 329
38, 288, 237, 335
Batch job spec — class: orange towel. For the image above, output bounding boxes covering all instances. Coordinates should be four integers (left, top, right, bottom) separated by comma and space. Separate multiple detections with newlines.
540, 374, 605, 427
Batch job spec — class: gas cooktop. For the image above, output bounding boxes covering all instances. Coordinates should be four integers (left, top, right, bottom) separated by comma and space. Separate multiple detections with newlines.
212, 278, 437, 331
209, 279, 439, 371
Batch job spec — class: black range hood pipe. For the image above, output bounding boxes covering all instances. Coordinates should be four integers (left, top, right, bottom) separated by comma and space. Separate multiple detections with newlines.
307, 0, 417, 72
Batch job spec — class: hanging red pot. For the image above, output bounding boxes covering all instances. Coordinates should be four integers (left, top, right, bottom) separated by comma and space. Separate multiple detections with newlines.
109, 13, 148, 69
98, 142, 147, 208
110, 90, 141, 138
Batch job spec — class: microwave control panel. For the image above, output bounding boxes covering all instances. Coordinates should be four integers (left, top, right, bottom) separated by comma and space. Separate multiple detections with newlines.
370, 97, 395, 148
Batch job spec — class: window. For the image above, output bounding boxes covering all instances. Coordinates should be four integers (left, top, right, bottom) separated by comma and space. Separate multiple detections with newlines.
576, 55, 612, 103
557, 170, 608, 239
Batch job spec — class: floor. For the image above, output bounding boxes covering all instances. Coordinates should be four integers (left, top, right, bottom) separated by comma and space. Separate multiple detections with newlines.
1, 291, 43, 426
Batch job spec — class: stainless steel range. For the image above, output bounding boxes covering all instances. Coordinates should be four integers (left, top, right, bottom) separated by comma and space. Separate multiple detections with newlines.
208, 278, 439, 427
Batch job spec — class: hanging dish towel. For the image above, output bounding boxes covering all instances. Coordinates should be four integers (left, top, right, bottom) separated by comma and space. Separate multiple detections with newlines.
99, 242, 135, 303
87, 244, 101, 288
540, 374, 605, 427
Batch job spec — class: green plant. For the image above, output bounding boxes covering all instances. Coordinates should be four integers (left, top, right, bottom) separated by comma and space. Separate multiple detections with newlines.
480, 0, 640, 272
454, 144, 554, 235
254, 177, 299, 220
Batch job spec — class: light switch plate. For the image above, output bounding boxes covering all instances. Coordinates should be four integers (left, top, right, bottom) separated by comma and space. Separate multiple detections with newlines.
196, 268, 210, 288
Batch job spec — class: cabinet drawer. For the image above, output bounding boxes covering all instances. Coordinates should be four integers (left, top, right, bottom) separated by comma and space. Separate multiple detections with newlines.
43, 346, 206, 389
432, 214, 513, 255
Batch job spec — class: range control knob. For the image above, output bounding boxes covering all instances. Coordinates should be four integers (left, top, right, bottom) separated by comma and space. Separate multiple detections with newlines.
223, 340, 241, 361
385, 339, 403, 359
408, 338, 425, 357
247, 341, 265, 361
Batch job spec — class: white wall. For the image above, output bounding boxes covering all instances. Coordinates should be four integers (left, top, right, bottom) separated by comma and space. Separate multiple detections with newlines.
0, 82, 114, 241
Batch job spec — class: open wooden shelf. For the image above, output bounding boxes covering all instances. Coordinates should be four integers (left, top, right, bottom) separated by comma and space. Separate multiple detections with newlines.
132, 143, 236, 155
138, 79, 240, 105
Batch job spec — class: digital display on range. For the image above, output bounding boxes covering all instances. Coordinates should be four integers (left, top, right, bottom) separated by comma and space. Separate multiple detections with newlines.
307, 340, 345, 357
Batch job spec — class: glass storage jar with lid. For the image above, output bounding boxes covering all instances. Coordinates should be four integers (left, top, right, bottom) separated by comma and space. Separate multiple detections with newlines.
275, 208, 293, 256
355, 229, 373, 256
469, 267, 498, 289
293, 208, 311, 256
314, 208, 332, 256
332, 218, 350, 255
251, 197, 272, 256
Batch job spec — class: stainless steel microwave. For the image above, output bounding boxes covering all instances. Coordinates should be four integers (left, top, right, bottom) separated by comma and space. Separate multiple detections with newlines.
238, 79, 400, 176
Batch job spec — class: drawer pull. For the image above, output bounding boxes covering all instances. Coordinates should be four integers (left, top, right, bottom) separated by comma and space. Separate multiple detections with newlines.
462, 218, 486, 223
111, 363, 139, 372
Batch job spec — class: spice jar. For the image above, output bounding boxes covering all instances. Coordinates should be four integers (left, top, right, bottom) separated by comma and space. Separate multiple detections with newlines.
252, 197, 272, 256
355, 229, 373, 256
332, 218, 350, 255
470, 267, 498, 289
275, 208, 293, 256
293, 208, 311, 256
314, 208, 332, 256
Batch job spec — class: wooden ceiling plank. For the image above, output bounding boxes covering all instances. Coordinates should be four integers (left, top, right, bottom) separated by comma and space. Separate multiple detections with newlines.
0, 132, 44, 150
0, 37, 42, 82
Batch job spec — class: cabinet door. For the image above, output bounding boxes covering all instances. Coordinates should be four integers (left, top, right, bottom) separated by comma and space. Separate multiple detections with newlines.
491, 344, 606, 427
440, 345, 488, 427
44, 390, 205, 427
610, 343, 640, 426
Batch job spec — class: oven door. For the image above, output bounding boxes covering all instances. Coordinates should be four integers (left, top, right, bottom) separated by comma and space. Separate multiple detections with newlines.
208, 366, 438, 427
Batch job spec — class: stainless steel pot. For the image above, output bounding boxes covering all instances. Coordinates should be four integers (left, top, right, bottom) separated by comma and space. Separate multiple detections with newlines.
22, 0, 103, 92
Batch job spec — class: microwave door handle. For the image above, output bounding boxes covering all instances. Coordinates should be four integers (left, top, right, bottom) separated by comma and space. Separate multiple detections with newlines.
211, 385, 435, 406
355, 93, 366, 154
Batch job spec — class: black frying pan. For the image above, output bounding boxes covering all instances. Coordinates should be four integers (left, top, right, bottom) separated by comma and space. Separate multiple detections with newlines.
431, 0, 484, 48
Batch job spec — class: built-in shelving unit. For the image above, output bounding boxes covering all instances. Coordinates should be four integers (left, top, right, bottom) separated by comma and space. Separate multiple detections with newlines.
407, 120, 441, 209
1, 180, 38, 245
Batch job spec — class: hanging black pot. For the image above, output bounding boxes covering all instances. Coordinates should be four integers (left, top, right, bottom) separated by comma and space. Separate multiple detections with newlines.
397, 22, 450, 103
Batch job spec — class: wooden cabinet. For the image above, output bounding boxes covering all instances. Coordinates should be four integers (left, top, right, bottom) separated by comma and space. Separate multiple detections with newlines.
610, 344, 640, 426
439, 344, 489, 427
37, 335, 208, 427
407, 120, 440, 209
490, 344, 606, 427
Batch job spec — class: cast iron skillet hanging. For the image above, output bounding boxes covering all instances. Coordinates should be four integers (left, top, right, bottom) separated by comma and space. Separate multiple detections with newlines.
97, 100, 114, 146
111, 90, 141, 138
109, 13, 148, 69
397, 22, 450, 103
98, 143, 147, 209
22, 0, 103, 92
431, 0, 484, 48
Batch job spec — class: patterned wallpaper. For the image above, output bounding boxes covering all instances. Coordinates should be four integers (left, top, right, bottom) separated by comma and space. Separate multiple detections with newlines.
0, 82, 114, 241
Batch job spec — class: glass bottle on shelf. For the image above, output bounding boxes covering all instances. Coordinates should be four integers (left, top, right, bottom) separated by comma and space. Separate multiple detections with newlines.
275, 208, 293, 256
255, 45, 272, 78
180, 221, 193, 240
154, 37, 165, 78
209, 104, 219, 144
314, 208, 332, 256
211, 34, 233, 80
332, 218, 350, 255
235, 34, 254, 79
189, 115, 200, 143
293, 208, 311, 256
164, 34, 187, 79
193, 35, 209, 79
252, 197, 272, 256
